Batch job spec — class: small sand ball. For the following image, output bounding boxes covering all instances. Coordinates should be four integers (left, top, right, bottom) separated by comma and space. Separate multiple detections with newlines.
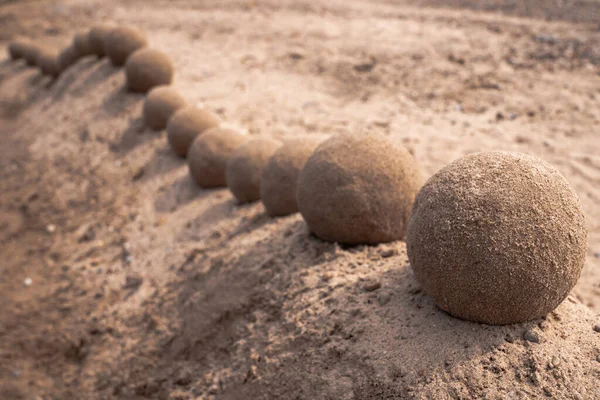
37, 48, 61, 78
87, 24, 112, 57
188, 127, 249, 188
58, 45, 78, 73
105, 25, 148, 66
125, 48, 174, 93
143, 86, 187, 131
226, 138, 283, 203
167, 107, 221, 157
297, 134, 422, 245
406, 151, 588, 325
260, 136, 326, 217
73, 31, 93, 58
8, 38, 31, 60
22, 43, 42, 66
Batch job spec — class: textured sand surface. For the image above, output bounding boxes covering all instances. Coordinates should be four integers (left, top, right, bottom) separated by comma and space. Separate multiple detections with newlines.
0, 0, 599, 398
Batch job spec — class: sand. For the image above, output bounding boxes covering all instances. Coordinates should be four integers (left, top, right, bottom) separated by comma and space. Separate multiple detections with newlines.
0, 0, 599, 399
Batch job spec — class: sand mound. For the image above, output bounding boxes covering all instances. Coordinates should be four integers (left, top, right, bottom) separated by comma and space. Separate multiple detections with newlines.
143, 86, 187, 131
105, 25, 148, 66
297, 134, 422, 245
226, 137, 282, 203
260, 136, 326, 217
187, 127, 249, 188
406, 151, 588, 325
125, 48, 174, 93
88, 24, 112, 58
166, 106, 221, 157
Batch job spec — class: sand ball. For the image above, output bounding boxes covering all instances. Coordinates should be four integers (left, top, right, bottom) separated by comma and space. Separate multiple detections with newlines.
297, 134, 422, 245
105, 25, 148, 66
8, 38, 31, 60
58, 45, 78, 73
22, 43, 42, 66
37, 48, 61, 78
167, 107, 221, 157
87, 24, 112, 57
143, 86, 187, 131
125, 48, 174, 93
188, 127, 249, 188
73, 31, 93, 58
226, 138, 283, 203
406, 151, 587, 325
260, 136, 326, 217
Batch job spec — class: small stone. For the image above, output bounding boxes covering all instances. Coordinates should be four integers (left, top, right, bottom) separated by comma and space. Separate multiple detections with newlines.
380, 249, 396, 258
363, 280, 381, 292
24, 277, 32, 287
593, 324, 600, 333
524, 329, 541, 343
123, 275, 143, 290
551, 356, 561, 368
378, 292, 391, 306
46, 224, 56, 233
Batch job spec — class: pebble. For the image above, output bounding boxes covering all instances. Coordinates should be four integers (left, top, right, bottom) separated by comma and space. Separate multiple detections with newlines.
380, 249, 396, 258
593, 324, 600, 333
24, 277, 32, 287
363, 280, 381, 292
378, 292, 391, 306
123, 275, 143, 290
551, 356, 561, 368
46, 224, 56, 233
524, 329, 541, 343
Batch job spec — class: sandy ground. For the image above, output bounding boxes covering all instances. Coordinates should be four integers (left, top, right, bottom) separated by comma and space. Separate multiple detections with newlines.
0, 0, 599, 399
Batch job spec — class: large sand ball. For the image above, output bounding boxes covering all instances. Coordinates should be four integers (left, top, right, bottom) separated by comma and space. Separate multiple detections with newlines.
37, 48, 61, 78
88, 24, 112, 57
188, 127, 249, 188
297, 134, 421, 245
143, 86, 187, 131
226, 138, 283, 203
125, 48, 174, 93
73, 31, 93, 58
406, 151, 588, 325
260, 136, 326, 217
58, 45, 78, 73
8, 38, 31, 60
105, 26, 148, 66
166, 107, 221, 157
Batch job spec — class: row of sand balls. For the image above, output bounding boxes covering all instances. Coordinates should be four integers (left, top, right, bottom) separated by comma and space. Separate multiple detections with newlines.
147, 87, 587, 325
7, 27, 588, 327
8, 25, 173, 93
141, 85, 327, 216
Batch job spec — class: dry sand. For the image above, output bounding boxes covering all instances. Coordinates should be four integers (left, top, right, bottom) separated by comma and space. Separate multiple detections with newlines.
0, 0, 599, 399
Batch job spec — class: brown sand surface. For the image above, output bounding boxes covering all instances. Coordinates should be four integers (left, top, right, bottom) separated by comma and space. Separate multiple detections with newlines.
0, 0, 599, 398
